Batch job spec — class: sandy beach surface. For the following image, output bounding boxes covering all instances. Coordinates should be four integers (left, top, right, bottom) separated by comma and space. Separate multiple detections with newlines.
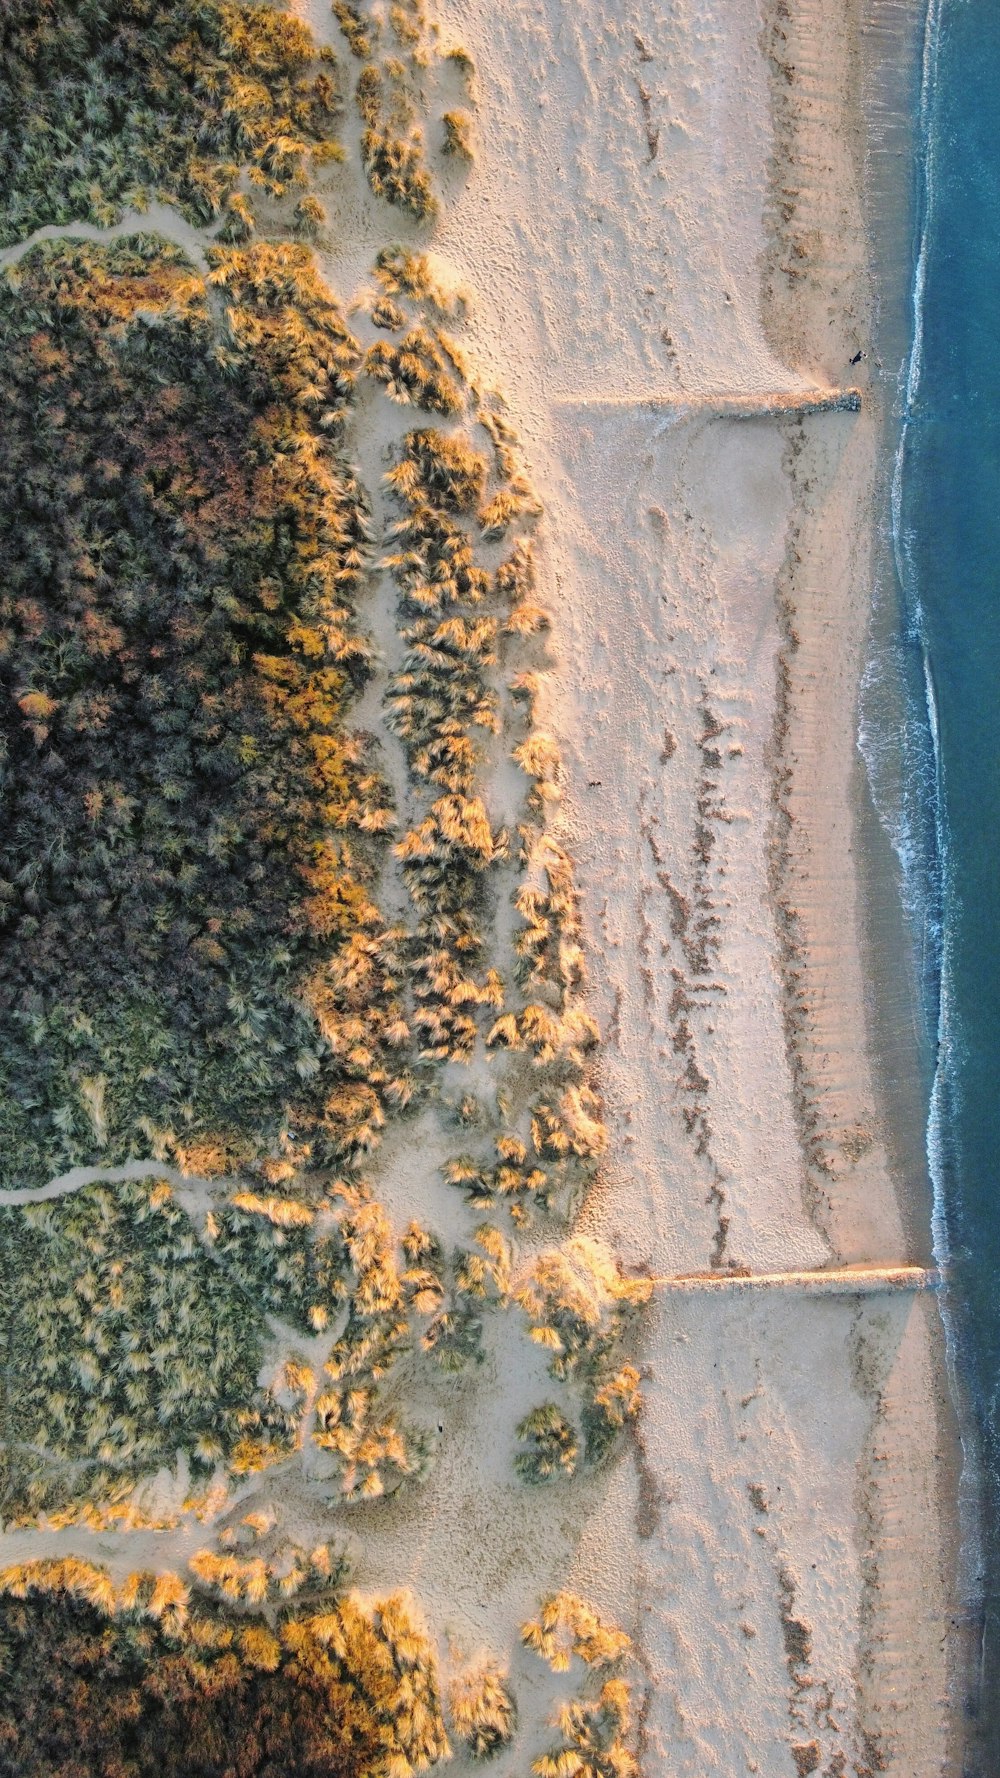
0, 0, 961, 1772
419, 0, 959, 1770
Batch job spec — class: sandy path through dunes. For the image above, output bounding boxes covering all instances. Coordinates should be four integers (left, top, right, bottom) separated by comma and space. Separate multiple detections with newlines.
439, 0, 957, 1770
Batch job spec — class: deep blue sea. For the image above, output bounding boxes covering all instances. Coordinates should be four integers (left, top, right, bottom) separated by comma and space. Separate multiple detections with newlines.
894, 0, 1000, 1759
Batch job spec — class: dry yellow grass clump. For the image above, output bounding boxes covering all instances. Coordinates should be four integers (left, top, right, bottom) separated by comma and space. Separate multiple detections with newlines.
448, 1657, 517, 1758
442, 108, 475, 159
514, 1404, 580, 1483
523, 1595, 637, 1778
535, 1679, 637, 1778
522, 1592, 632, 1673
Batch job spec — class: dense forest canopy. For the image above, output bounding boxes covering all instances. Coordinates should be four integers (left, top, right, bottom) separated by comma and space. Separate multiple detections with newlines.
0, 236, 406, 1191
0, 0, 343, 245
0, 1577, 448, 1778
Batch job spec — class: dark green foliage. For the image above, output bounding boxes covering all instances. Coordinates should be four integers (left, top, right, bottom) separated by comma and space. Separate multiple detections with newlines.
0, 1577, 449, 1778
210, 1194, 351, 1335
0, 237, 411, 1190
0, 0, 344, 247
0, 1176, 292, 1521
514, 1404, 579, 1484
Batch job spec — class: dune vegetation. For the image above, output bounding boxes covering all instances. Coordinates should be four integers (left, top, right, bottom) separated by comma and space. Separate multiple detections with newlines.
338, 0, 445, 218
364, 247, 609, 1232
0, 0, 345, 247
0, 5, 645, 1772
0, 1165, 646, 1524
0, 1176, 295, 1524
447, 1657, 517, 1759
0, 235, 409, 1192
0, 1559, 448, 1778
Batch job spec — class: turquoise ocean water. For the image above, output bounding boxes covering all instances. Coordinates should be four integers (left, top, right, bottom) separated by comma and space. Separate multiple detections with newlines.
894, 0, 1000, 1759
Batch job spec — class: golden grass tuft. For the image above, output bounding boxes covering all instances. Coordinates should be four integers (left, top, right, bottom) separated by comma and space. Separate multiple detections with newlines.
448, 1658, 517, 1758
522, 1593, 632, 1674
442, 108, 475, 159
514, 1404, 580, 1484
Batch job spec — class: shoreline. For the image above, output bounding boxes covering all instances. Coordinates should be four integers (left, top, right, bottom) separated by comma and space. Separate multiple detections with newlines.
762, 0, 964, 1762
859, 0, 971, 1765
861, 0, 986, 1757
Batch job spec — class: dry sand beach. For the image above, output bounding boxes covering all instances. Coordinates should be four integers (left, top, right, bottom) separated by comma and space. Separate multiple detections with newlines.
0, 0, 962, 1772
420, 0, 959, 1770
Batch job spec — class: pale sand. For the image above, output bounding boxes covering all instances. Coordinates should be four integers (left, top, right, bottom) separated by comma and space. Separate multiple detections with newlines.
0, 1, 961, 1771
426, 0, 959, 1770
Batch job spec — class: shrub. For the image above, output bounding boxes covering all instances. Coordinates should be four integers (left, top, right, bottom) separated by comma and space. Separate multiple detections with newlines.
534, 1679, 637, 1778
334, 0, 375, 57
354, 61, 437, 219
514, 1405, 579, 1483
514, 1240, 652, 1385
442, 109, 475, 159
373, 246, 468, 318
448, 1658, 517, 1758
365, 328, 465, 414
361, 125, 437, 219
208, 1192, 351, 1335
582, 1364, 643, 1463
521, 1593, 632, 1674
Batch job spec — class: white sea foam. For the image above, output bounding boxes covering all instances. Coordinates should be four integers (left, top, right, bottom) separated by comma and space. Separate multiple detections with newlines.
876, 0, 987, 1629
